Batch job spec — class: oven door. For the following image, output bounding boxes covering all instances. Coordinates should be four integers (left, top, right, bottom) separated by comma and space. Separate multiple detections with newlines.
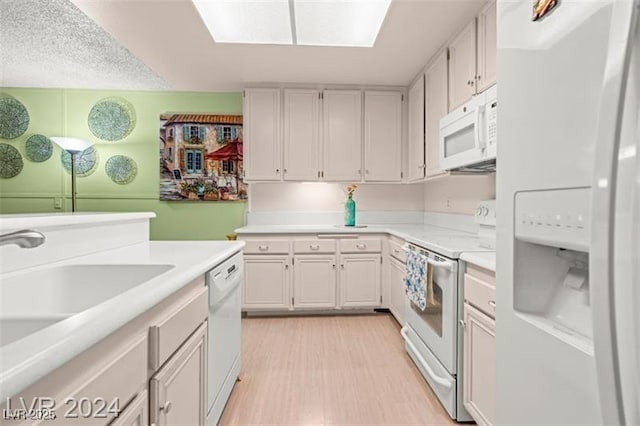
439, 96, 487, 171
405, 250, 458, 374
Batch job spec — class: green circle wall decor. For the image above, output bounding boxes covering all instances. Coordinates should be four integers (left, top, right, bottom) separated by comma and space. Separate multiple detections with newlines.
61, 146, 98, 177
0, 143, 24, 178
0, 96, 30, 139
88, 97, 136, 141
105, 155, 137, 185
25, 134, 53, 162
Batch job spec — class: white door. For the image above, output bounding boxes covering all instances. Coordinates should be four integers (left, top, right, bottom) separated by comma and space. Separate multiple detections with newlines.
150, 323, 207, 426
244, 88, 282, 181
293, 255, 337, 308
340, 254, 381, 308
389, 256, 407, 325
322, 90, 362, 181
284, 89, 320, 181
448, 20, 477, 111
476, 0, 497, 94
463, 303, 496, 426
243, 255, 290, 310
111, 391, 148, 426
425, 50, 449, 178
364, 91, 403, 182
407, 75, 425, 181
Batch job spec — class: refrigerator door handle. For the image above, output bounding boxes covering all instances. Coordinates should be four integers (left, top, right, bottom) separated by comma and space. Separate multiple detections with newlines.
591, 1, 640, 424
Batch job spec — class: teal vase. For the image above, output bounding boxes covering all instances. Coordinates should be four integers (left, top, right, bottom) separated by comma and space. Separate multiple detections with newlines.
345, 194, 356, 226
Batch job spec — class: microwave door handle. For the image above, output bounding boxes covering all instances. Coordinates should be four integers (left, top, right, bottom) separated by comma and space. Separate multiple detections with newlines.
474, 105, 486, 150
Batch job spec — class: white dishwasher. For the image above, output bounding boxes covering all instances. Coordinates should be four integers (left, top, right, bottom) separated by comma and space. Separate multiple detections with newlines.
206, 251, 243, 425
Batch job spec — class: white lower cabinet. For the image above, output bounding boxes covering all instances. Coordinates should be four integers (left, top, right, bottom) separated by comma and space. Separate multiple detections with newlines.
339, 254, 381, 308
111, 390, 148, 426
293, 255, 337, 308
150, 322, 207, 426
243, 255, 291, 309
388, 256, 406, 325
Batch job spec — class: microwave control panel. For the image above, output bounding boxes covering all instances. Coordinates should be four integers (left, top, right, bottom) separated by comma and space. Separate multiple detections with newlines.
486, 100, 497, 147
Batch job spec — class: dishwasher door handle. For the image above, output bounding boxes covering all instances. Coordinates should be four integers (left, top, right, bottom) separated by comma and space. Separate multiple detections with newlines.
400, 326, 452, 389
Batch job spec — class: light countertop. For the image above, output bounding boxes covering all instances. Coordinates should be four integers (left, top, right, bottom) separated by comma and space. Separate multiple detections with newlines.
460, 252, 496, 272
236, 224, 494, 259
0, 212, 155, 232
0, 240, 244, 400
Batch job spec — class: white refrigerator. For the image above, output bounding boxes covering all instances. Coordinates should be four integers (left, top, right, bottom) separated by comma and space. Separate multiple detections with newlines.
497, 0, 639, 424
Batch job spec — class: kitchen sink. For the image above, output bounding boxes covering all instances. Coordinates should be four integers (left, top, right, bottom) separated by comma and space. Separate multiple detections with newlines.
0, 264, 174, 317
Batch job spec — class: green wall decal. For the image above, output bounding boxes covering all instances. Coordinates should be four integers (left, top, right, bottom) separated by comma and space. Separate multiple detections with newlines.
106, 155, 137, 185
61, 146, 98, 177
88, 97, 136, 141
0, 143, 24, 178
25, 134, 53, 162
0, 96, 30, 139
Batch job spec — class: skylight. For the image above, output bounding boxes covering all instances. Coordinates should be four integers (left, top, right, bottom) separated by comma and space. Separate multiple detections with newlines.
192, 0, 392, 47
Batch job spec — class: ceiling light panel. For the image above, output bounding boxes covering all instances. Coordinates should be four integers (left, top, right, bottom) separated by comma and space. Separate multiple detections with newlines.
294, 0, 391, 47
192, 0, 293, 45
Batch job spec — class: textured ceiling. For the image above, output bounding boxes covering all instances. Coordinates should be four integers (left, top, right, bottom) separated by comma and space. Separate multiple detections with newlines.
0, 0, 169, 90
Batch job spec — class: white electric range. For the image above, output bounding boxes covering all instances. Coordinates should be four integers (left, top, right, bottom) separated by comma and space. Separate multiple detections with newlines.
401, 200, 496, 422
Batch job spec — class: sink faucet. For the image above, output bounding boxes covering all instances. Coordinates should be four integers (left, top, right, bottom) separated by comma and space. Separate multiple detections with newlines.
0, 230, 45, 248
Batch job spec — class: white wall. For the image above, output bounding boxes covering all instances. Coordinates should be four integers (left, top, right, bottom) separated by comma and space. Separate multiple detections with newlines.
249, 183, 424, 212
423, 174, 496, 214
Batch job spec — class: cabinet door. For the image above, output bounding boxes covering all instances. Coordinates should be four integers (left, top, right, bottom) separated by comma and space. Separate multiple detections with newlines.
463, 302, 496, 426
284, 89, 320, 181
476, 0, 497, 93
243, 255, 290, 310
111, 390, 148, 426
322, 90, 362, 181
150, 322, 207, 426
293, 255, 337, 308
244, 88, 282, 181
340, 254, 381, 308
448, 20, 477, 111
389, 257, 407, 325
407, 75, 425, 181
364, 91, 403, 182
425, 50, 449, 178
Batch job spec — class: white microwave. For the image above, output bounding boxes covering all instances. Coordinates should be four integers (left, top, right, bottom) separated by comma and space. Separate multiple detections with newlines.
439, 85, 497, 171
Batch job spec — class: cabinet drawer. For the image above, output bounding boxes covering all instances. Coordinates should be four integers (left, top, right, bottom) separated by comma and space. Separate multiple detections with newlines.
293, 239, 336, 254
149, 286, 208, 370
389, 239, 407, 263
340, 238, 381, 253
464, 273, 496, 318
243, 239, 290, 254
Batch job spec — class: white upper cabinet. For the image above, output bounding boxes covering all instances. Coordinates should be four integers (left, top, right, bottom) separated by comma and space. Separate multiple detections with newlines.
476, 0, 497, 93
322, 90, 363, 182
407, 76, 425, 181
244, 88, 282, 181
425, 50, 449, 178
364, 91, 403, 182
283, 89, 320, 181
448, 20, 477, 111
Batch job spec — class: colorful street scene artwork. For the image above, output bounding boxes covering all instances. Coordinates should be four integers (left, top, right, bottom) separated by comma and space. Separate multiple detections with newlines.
159, 113, 247, 201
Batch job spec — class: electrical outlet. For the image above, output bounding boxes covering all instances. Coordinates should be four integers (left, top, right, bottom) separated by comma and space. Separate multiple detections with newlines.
54, 197, 62, 209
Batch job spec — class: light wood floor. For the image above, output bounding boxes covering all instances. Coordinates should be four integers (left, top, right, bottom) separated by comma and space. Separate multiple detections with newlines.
219, 314, 457, 425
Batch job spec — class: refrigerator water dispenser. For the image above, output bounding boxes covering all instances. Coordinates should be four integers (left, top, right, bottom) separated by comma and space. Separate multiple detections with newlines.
513, 188, 593, 353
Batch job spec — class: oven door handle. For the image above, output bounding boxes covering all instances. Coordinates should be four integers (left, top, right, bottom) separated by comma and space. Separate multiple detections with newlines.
426, 257, 454, 271
400, 327, 453, 389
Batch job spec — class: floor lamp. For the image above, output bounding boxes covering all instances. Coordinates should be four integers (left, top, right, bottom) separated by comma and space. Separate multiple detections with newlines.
51, 137, 93, 212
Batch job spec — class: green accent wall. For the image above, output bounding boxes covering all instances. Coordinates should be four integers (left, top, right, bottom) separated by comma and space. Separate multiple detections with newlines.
0, 88, 246, 240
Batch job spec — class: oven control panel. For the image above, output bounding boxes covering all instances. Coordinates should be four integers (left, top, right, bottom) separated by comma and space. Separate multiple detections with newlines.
514, 187, 590, 251
474, 199, 496, 226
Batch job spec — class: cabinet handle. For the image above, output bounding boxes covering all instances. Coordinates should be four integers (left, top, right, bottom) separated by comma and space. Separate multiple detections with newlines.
356, 244, 366, 249
340, 264, 344, 269
285, 264, 289, 269
284, 168, 287, 173
160, 401, 172, 414
332, 264, 336, 269
258, 245, 269, 251
276, 169, 280, 173
310, 244, 320, 250
365, 169, 369, 174
418, 164, 426, 169
488, 300, 496, 308
459, 319, 466, 328
357, 169, 361, 175
478, 74, 482, 80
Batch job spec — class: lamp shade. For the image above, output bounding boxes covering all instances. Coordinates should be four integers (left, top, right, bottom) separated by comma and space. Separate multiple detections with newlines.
50, 137, 93, 153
